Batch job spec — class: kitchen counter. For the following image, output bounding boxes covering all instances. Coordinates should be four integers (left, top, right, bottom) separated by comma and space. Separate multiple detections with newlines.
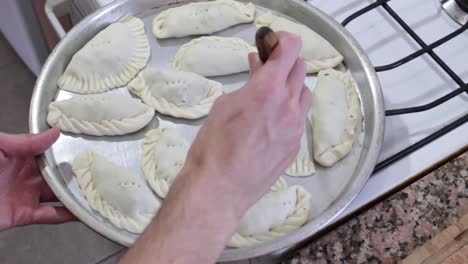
286, 151, 468, 263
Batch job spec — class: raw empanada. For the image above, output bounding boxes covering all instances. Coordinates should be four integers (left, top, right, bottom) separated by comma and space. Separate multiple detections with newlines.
228, 185, 311, 248
47, 94, 154, 136
128, 68, 223, 119
312, 69, 361, 167
142, 127, 287, 198
286, 120, 315, 177
270, 176, 288, 192
153, 0, 255, 39
142, 127, 189, 198
73, 152, 161, 233
173, 36, 256, 77
58, 16, 150, 94
255, 12, 343, 73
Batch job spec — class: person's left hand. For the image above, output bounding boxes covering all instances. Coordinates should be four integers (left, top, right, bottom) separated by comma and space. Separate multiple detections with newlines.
0, 128, 76, 231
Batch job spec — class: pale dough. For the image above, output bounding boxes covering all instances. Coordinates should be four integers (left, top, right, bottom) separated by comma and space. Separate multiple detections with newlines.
128, 68, 223, 119
228, 185, 311, 248
312, 69, 361, 167
47, 94, 154, 136
142, 127, 189, 198
153, 0, 255, 38
142, 127, 287, 198
58, 16, 150, 94
286, 119, 315, 177
255, 12, 343, 73
72, 152, 161, 233
173, 36, 256, 77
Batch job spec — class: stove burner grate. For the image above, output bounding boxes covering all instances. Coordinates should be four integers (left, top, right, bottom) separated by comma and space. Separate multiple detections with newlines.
310, 0, 468, 173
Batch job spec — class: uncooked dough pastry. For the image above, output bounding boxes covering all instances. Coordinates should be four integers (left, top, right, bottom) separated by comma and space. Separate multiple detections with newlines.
142, 127, 288, 198
142, 127, 189, 198
72, 152, 161, 233
47, 94, 154, 136
286, 120, 315, 177
312, 69, 361, 167
255, 12, 343, 73
58, 16, 150, 94
153, 0, 255, 38
173, 36, 256, 77
128, 68, 223, 119
270, 176, 288, 193
228, 185, 311, 248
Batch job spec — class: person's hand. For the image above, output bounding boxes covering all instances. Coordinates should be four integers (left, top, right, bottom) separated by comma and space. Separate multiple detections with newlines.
0, 128, 76, 231
180, 32, 311, 216
121, 32, 311, 264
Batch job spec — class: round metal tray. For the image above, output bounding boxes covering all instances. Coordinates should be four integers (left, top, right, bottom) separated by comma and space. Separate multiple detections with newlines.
30, 0, 384, 261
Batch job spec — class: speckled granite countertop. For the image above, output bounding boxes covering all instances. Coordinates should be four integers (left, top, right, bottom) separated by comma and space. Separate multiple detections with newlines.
286, 151, 468, 264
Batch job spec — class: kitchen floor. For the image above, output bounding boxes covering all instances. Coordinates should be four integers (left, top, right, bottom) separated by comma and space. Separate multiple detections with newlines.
0, 32, 466, 264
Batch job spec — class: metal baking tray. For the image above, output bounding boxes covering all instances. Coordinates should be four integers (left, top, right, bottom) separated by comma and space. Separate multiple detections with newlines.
30, 0, 385, 261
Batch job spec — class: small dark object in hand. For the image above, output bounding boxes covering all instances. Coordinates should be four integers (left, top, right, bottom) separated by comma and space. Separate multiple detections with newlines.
255, 26, 279, 63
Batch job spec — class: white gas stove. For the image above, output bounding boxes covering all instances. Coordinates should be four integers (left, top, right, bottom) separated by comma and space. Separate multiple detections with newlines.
311, 0, 468, 228
45, 0, 468, 262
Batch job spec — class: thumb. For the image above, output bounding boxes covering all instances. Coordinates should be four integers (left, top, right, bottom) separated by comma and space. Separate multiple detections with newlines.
248, 52, 263, 76
0, 128, 60, 157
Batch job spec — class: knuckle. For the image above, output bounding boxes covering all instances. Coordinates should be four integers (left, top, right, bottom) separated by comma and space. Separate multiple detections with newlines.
267, 74, 284, 88
253, 89, 277, 108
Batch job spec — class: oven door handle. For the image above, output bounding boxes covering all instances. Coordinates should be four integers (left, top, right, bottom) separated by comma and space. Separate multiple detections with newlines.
45, 0, 71, 39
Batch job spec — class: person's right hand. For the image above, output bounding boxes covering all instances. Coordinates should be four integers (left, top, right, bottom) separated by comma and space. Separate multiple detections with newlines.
121, 32, 311, 264
179, 32, 311, 217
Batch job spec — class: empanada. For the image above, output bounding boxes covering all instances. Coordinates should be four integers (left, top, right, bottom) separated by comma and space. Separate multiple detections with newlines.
153, 0, 255, 39
73, 152, 161, 233
58, 16, 150, 94
286, 120, 315, 177
128, 68, 223, 119
312, 69, 361, 167
173, 36, 256, 77
142, 127, 287, 198
255, 12, 343, 73
142, 127, 189, 198
47, 94, 154, 136
228, 185, 311, 248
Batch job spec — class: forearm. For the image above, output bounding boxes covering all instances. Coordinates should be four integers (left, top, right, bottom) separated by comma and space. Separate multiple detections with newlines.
120, 165, 244, 264
121, 32, 307, 263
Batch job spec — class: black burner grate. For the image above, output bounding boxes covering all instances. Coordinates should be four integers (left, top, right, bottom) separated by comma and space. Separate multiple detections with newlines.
309, 0, 468, 174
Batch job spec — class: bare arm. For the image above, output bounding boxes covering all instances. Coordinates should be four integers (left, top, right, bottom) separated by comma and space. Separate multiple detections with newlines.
120, 32, 311, 264
120, 166, 242, 263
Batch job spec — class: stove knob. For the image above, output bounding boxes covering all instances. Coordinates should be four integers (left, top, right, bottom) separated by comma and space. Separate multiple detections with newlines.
456, 0, 468, 12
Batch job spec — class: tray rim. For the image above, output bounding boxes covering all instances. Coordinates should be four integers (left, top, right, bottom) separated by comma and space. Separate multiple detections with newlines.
29, 0, 385, 261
